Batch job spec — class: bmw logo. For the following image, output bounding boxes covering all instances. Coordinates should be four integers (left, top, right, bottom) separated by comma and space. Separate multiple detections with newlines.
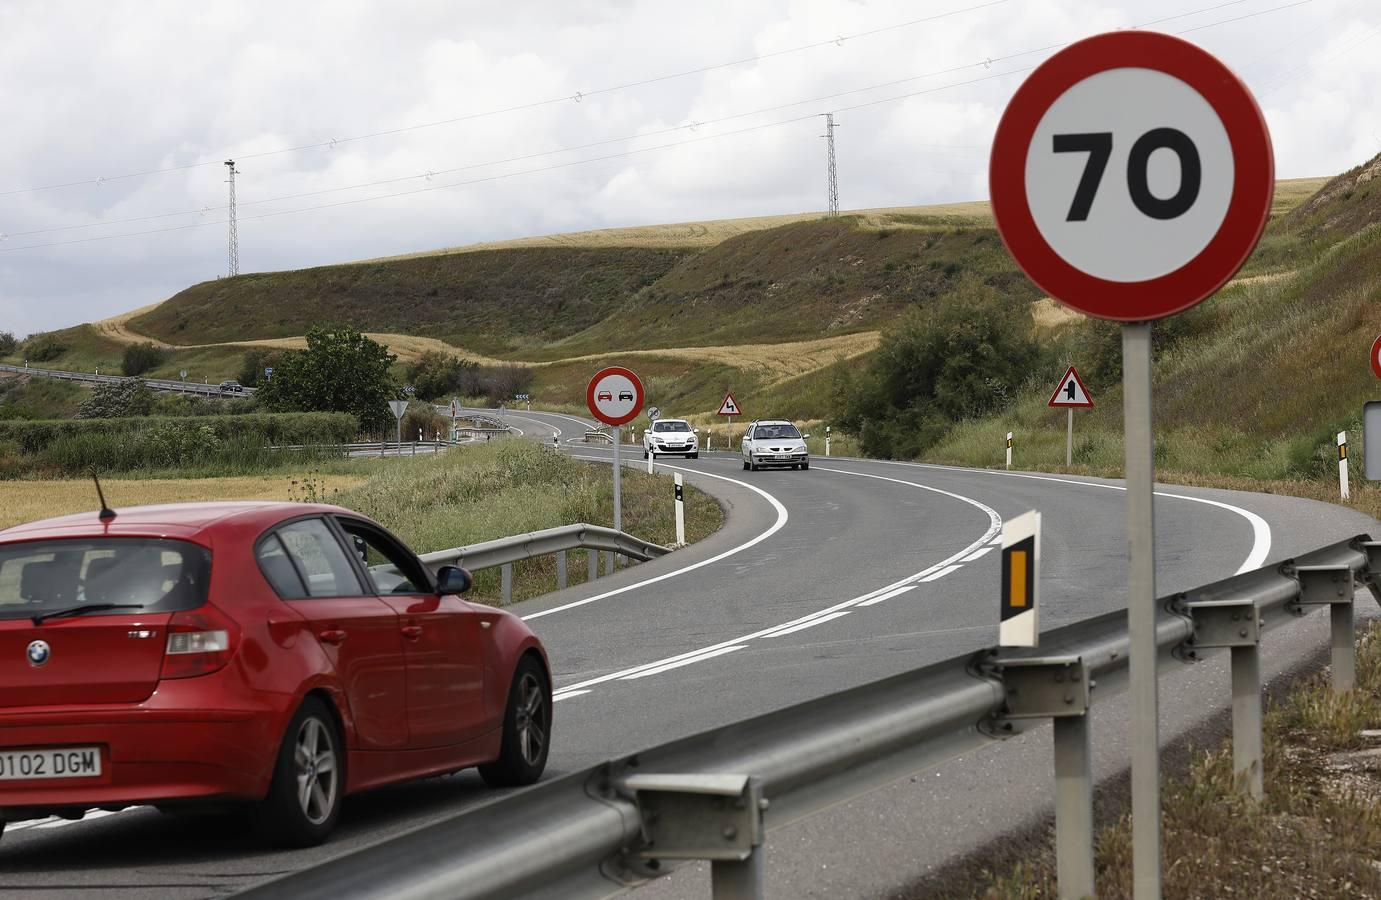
26, 640, 50, 667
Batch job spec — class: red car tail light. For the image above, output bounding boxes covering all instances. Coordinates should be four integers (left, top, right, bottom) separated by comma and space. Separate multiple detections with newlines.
160, 606, 240, 680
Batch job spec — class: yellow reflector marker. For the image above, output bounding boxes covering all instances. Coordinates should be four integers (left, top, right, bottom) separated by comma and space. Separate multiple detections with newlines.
1009, 551, 1028, 608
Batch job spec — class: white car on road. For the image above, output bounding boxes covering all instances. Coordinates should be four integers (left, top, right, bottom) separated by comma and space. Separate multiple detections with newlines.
742, 420, 809, 471
643, 418, 699, 459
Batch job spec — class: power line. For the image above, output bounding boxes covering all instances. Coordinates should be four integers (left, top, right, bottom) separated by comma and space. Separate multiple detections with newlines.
0, 0, 1010, 197
4, 0, 1290, 242
0, 0, 1317, 255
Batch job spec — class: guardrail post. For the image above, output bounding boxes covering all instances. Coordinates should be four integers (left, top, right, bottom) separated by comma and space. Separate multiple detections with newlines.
501, 563, 513, 605
556, 550, 568, 589
1296, 565, 1356, 691
991, 656, 1093, 900
589, 549, 599, 582
618, 773, 766, 900
1181, 598, 1264, 799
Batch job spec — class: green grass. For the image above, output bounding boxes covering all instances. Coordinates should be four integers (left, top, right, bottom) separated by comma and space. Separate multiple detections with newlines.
0, 375, 88, 420
333, 440, 722, 605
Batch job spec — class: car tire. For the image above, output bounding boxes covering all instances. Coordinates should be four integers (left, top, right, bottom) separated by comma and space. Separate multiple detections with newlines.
643, 449, 648, 459
689, 453, 698, 459
250, 697, 343, 848
742, 460, 750, 470
478, 656, 551, 787
802, 462, 810, 470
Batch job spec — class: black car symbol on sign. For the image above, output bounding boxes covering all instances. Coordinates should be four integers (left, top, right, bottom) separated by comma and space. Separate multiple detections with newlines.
618, 390, 634, 402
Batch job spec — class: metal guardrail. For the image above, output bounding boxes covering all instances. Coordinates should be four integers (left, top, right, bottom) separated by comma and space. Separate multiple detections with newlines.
268, 441, 456, 456
0, 362, 254, 397
419, 523, 672, 605
238, 534, 1381, 900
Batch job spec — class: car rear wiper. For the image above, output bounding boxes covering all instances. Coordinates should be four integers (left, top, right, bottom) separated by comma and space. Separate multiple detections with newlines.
32, 603, 146, 625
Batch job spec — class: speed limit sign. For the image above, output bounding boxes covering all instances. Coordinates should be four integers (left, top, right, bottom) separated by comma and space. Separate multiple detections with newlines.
990, 31, 1273, 320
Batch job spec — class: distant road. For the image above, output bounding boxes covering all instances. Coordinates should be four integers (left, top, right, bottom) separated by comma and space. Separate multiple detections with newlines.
0, 363, 252, 397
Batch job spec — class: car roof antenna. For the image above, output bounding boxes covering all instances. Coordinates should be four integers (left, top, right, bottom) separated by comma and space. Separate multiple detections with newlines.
91, 469, 116, 522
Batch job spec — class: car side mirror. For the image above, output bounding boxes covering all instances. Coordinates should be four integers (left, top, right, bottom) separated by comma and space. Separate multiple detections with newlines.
803, 433, 811, 439
436, 565, 473, 595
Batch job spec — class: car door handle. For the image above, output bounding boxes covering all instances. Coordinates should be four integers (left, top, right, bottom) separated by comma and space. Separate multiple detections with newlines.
400, 625, 424, 640
318, 629, 348, 645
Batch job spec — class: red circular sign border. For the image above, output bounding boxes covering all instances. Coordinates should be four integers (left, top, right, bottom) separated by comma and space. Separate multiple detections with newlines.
989, 31, 1274, 322
1371, 334, 1381, 380
586, 366, 645, 427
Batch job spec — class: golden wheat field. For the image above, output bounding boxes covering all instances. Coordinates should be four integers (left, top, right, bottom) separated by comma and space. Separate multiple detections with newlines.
0, 475, 366, 531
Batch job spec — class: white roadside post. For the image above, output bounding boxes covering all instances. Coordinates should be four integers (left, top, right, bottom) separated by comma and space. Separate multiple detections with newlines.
1005, 432, 1013, 470
1339, 431, 1350, 500
674, 473, 686, 547
825, 425, 832, 457
989, 30, 1274, 899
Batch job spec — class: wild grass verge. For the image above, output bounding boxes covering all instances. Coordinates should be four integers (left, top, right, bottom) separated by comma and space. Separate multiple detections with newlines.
333, 440, 722, 605
951, 621, 1381, 899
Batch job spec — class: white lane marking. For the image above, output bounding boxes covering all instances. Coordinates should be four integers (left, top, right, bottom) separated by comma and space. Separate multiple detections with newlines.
920, 564, 963, 583
505, 413, 561, 438
763, 611, 851, 637
553, 689, 591, 701
989, 536, 1002, 545
550, 466, 1001, 698
857, 585, 919, 607
524, 461, 789, 621
620, 645, 748, 679
855, 460, 1272, 575
963, 547, 995, 562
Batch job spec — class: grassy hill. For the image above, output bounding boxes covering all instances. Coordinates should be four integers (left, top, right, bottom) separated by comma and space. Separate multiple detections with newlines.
926, 156, 1381, 488
10, 175, 1338, 434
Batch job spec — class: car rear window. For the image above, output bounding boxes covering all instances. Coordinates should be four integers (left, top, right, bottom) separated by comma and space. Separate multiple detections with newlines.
0, 538, 212, 620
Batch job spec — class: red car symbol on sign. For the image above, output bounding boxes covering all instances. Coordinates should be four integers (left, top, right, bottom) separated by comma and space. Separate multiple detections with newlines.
597, 391, 613, 402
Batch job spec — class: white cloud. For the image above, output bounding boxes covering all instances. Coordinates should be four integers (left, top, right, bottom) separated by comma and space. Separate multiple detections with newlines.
0, 0, 1377, 334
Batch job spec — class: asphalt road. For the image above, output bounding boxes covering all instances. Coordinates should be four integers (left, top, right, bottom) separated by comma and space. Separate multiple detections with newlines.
1, 407, 1375, 899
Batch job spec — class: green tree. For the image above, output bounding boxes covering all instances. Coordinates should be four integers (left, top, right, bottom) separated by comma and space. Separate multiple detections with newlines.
406, 350, 477, 400
238, 347, 283, 387
254, 326, 396, 431
121, 341, 167, 376
834, 275, 1040, 458
76, 379, 156, 419
0, 332, 17, 356
22, 333, 67, 363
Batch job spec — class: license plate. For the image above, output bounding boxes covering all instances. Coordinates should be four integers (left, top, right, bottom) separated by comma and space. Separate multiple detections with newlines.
0, 747, 102, 780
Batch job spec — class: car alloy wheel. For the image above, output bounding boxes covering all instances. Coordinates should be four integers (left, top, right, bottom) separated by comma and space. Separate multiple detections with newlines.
294, 716, 339, 826
513, 671, 548, 767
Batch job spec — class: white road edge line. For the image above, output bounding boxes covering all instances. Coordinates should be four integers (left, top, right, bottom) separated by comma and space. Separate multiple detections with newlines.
620, 645, 748, 679
857, 585, 919, 607
763, 611, 852, 637
962, 547, 995, 562
850, 459, 1272, 575
551, 466, 1001, 698
920, 564, 963, 583
524, 460, 790, 621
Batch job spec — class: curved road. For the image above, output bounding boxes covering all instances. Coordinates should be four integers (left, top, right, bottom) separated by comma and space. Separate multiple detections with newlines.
1, 408, 1374, 899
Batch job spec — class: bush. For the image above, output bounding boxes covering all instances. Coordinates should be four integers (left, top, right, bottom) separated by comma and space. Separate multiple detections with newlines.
406, 351, 478, 400
0, 412, 357, 475
22, 333, 67, 363
238, 348, 283, 388
255, 326, 398, 430
0, 332, 16, 356
76, 379, 155, 419
832, 274, 1041, 458
121, 342, 167, 376
401, 401, 448, 442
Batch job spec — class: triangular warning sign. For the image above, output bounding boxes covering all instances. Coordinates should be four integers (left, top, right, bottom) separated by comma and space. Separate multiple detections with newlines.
1047, 366, 1094, 408
717, 392, 741, 416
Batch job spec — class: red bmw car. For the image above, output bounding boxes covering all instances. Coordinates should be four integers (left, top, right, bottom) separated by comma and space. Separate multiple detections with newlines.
0, 502, 551, 846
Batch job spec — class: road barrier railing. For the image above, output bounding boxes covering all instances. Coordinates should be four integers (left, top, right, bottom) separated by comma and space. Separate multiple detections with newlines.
236, 534, 1380, 900
419, 523, 672, 605
0, 362, 252, 396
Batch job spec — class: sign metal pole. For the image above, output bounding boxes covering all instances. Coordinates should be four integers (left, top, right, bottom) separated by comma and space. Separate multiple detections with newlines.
1066, 408, 1074, 468
1123, 320, 1161, 898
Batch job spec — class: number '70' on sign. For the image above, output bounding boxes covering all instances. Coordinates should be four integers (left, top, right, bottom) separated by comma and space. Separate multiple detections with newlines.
1054, 129, 1200, 222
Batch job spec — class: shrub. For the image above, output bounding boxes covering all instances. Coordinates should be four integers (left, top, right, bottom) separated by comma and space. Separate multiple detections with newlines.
145, 422, 221, 467
22, 333, 66, 363
121, 342, 167, 376
406, 350, 479, 400
0, 332, 16, 356
255, 326, 398, 430
76, 379, 155, 419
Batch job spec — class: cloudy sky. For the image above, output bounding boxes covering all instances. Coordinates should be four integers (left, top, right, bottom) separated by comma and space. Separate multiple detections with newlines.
1, 0, 1377, 336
